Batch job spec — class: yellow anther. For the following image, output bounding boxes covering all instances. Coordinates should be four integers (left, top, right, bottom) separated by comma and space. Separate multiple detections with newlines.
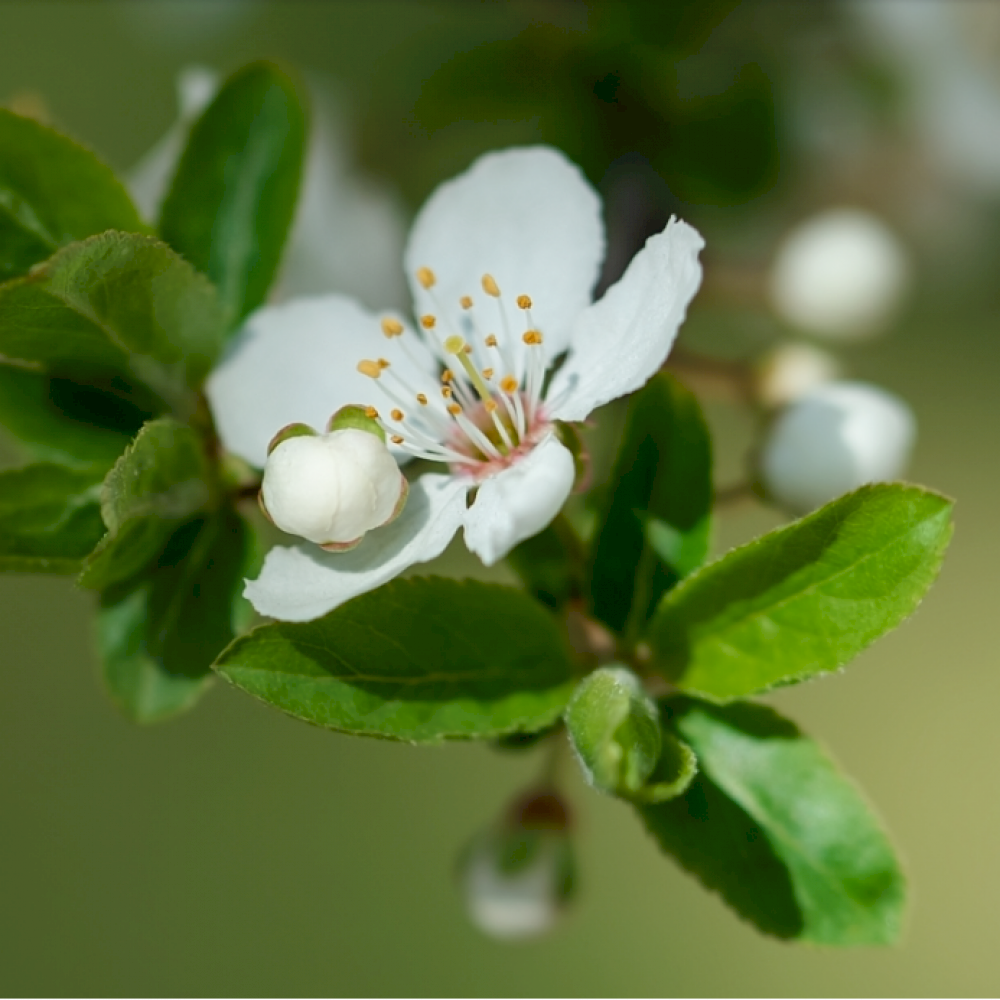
416, 266, 436, 289
390, 408, 404, 421
485, 400, 499, 413
485, 334, 498, 348
365, 406, 379, 419
523, 330, 543, 346
416, 393, 428, 405
482, 274, 501, 297
443, 335, 465, 355
462, 344, 473, 354
391, 434, 404, 445
420, 314, 436, 330
377, 357, 391, 368
441, 369, 455, 383
357, 360, 382, 379
500, 375, 518, 394
516, 294, 532, 309
381, 317, 404, 337
460, 296, 473, 310
447, 403, 462, 416
482, 367, 494, 379
441, 386, 454, 398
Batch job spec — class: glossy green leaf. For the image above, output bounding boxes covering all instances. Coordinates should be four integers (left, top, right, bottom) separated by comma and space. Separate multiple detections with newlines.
0, 231, 228, 413
648, 484, 953, 702
0, 463, 106, 573
0, 107, 145, 281
214, 576, 578, 743
98, 512, 259, 723
79, 418, 214, 590
638, 700, 905, 944
159, 61, 307, 323
0, 366, 136, 470
588, 372, 712, 635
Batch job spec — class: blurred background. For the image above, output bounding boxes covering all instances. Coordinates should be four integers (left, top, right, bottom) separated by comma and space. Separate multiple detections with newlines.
1, 0, 997, 994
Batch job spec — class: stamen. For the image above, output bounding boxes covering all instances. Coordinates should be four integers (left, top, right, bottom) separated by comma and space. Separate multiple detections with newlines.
485, 334, 498, 348
482, 274, 501, 297
416, 266, 436, 289
358, 360, 382, 379
447, 335, 494, 405
522, 330, 543, 346
441, 369, 455, 383
381, 317, 404, 337
416, 393, 428, 405
447, 403, 462, 416
391, 408, 404, 421
500, 375, 518, 394
377, 357, 391, 368
391, 434, 404, 445
460, 296, 473, 310
420, 314, 436, 329
485, 400, 498, 413
454, 412, 504, 461
482, 368, 494, 380
365, 406, 379, 419
517, 294, 532, 309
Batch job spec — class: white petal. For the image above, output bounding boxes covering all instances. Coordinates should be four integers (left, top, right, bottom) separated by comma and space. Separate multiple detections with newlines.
126, 66, 218, 221
463, 434, 575, 566
546, 218, 704, 423
404, 146, 604, 367
759, 381, 917, 515
769, 208, 910, 340
245, 473, 467, 622
205, 295, 432, 469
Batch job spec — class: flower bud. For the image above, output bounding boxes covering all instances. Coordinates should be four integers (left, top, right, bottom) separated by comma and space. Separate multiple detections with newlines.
753, 343, 840, 409
769, 208, 910, 340
759, 381, 916, 515
260, 428, 406, 549
459, 790, 575, 940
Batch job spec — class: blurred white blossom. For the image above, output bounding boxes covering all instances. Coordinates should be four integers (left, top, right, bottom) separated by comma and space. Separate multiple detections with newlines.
754, 342, 840, 409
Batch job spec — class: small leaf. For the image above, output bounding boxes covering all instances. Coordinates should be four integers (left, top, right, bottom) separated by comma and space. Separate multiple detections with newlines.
638, 700, 905, 945
0, 232, 229, 413
0, 463, 106, 573
647, 484, 953, 702
588, 373, 712, 635
0, 366, 137, 470
0, 107, 145, 281
160, 61, 308, 323
79, 418, 214, 590
214, 576, 578, 742
98, 512, 259, 723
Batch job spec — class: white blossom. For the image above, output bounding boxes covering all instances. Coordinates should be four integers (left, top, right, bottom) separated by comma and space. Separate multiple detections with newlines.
207, 146, 703, 622
759, 381, 916, 514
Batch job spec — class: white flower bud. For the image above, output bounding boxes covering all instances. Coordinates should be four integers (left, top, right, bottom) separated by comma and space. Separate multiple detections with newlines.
759, 381, 916, 515
769, 208, 910, 340
754, 343, 840, 409
260, 428, 404, 547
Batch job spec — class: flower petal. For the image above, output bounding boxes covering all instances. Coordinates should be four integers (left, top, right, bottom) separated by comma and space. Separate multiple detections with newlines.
404, 146, 605, 368
463, 434, 575, 566
546, 218, 704, 423
245, 473, 468, 622
206, 295, 431, 468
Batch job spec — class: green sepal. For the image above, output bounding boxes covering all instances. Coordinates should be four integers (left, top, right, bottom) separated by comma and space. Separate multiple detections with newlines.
0, 232, 229, 415
159, 60, 308, 324
266, 421, 317, 457
637, 699, 905, 945
0, 463, 106, 573
97, 511, 260, 723
326, 404, 386, 443
78, 418, 214, 591
213, 576, 578, 743
588, 372, 712, 636
647, 483, 954, 702
0, 107, 146, 282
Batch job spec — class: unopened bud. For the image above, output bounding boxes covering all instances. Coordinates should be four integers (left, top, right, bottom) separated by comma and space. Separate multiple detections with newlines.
260, 427, 406, 548
758, 381, 916, 515
459, 790, 575, 940
769, 208, 910, 340
754, 343, 840, 409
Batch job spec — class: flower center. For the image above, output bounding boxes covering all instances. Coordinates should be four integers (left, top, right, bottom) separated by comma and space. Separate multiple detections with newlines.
356, 268, 550, 479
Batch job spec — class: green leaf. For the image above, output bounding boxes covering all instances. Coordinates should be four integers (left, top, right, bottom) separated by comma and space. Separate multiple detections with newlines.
647, 484, 953, 702
0, 463, 106, 573
159, 61, 308, 323
0, 366, 137, 470
588, 372, 712, 636
98, 512, 259, 723
79, 418, 214, 590
214, 577, 578, 743
0, 107, 145, 281
638, 700, 905, 944
0, 231, 228, 413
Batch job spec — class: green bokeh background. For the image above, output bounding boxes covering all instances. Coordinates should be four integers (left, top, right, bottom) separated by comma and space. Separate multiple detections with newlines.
1, 1, 997, 994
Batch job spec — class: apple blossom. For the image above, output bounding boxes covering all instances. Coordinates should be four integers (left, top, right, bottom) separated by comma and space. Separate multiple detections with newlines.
207, 146, 704, 621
